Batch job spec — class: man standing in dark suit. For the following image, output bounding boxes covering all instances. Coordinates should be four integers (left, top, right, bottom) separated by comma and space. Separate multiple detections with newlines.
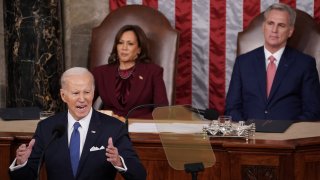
9, 67, 146, 180
226, 3, 320, 121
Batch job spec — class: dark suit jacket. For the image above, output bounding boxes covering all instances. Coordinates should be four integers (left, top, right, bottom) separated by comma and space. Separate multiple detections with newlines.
92, 63, 169, 118
10, 110, 146, 180
226, 46, 320, 121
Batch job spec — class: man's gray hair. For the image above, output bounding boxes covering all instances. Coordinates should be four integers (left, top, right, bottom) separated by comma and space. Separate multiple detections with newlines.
60, 67, 95, 88
264, 3, 296, 27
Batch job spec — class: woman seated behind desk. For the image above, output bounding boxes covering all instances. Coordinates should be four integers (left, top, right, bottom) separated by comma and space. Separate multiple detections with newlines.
92, 25, 169, 120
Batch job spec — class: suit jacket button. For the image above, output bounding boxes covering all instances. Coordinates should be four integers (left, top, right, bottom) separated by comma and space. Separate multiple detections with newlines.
264, 110, 268, 114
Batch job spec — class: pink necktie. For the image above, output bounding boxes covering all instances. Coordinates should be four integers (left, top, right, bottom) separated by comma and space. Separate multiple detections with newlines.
266, 56, 276, 97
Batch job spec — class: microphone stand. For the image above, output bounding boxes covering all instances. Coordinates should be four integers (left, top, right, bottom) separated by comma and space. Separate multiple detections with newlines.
125, 104, 164, 130
36, 126, 64, 180
184, 162, 204, 180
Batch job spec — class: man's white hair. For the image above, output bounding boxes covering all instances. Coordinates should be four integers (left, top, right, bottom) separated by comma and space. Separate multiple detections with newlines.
264, 3, 296, 27
60, 67, 94, 88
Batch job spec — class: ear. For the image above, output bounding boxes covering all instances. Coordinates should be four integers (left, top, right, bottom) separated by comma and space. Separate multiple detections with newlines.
288, 27, 294, 38
261, 22, 266, 33
60, 89, 66, 103
138, 47, 141, 55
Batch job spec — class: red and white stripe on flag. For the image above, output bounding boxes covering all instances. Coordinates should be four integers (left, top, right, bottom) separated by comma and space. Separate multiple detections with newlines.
109, 0, 320, 114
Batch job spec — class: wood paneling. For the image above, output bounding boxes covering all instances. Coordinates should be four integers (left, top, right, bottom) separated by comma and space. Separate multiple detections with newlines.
0, 134, 13, 180
1, 132, 320, 180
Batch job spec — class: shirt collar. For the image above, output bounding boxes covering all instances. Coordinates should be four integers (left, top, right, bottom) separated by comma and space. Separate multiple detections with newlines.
67, 108, 93, 131
264, 46, 285, 66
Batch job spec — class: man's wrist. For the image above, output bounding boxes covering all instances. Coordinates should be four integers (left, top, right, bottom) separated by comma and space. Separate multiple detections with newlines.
9, 158, 28, 171
113, 156, 127, 172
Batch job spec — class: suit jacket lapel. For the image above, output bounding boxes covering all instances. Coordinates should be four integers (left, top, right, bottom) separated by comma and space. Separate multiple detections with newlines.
126, 63, 145, 108
268, 47, 293, 101
77, 110, 102, 176
106, 65, 123, 109
254, 48, 268, 100
56, 113, 75, 178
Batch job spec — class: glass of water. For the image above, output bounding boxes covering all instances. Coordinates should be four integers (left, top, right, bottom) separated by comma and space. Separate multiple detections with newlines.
218, 115, 232, 135
40, 111, 54, 120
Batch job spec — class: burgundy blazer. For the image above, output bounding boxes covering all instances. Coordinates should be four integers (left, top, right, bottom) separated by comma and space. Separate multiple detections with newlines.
92, 63, 169, 118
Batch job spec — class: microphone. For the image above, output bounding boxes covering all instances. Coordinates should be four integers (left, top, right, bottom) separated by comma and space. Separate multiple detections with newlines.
189, 107, 219, 120
36, 124, 65, 180
125, 105, 219, 129
125, 104, 164, 130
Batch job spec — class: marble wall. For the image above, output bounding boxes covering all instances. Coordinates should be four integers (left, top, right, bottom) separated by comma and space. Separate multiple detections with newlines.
0, 0, 109, 111
4, 0, 65, 111
0, 0, 5, 108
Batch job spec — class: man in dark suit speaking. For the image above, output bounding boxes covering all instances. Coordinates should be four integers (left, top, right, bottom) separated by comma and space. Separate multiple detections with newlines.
9, 67, 146, 180
226, 3, 320, 121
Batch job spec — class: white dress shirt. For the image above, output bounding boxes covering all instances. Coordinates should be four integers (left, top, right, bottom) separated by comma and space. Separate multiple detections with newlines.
264, 46, 285, 69
10, 108, 127, 172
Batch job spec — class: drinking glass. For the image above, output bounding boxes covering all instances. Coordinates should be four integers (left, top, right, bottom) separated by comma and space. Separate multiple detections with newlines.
40, 111, 54, 120
218, 115, 232, 124
218, 116, 232, 135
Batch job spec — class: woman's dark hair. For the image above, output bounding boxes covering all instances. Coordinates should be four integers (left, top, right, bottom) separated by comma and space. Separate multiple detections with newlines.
108, 25, 151, 64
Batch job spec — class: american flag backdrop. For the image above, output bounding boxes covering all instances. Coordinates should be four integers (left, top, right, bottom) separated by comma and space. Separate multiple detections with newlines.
109, 0, 320, 114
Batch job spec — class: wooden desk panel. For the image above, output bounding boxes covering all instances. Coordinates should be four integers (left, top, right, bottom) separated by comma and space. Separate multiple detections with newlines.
130, 134, 228, 180
0, 134, 14, 180
1, 121, 320, 180
128, 133, 320, 180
